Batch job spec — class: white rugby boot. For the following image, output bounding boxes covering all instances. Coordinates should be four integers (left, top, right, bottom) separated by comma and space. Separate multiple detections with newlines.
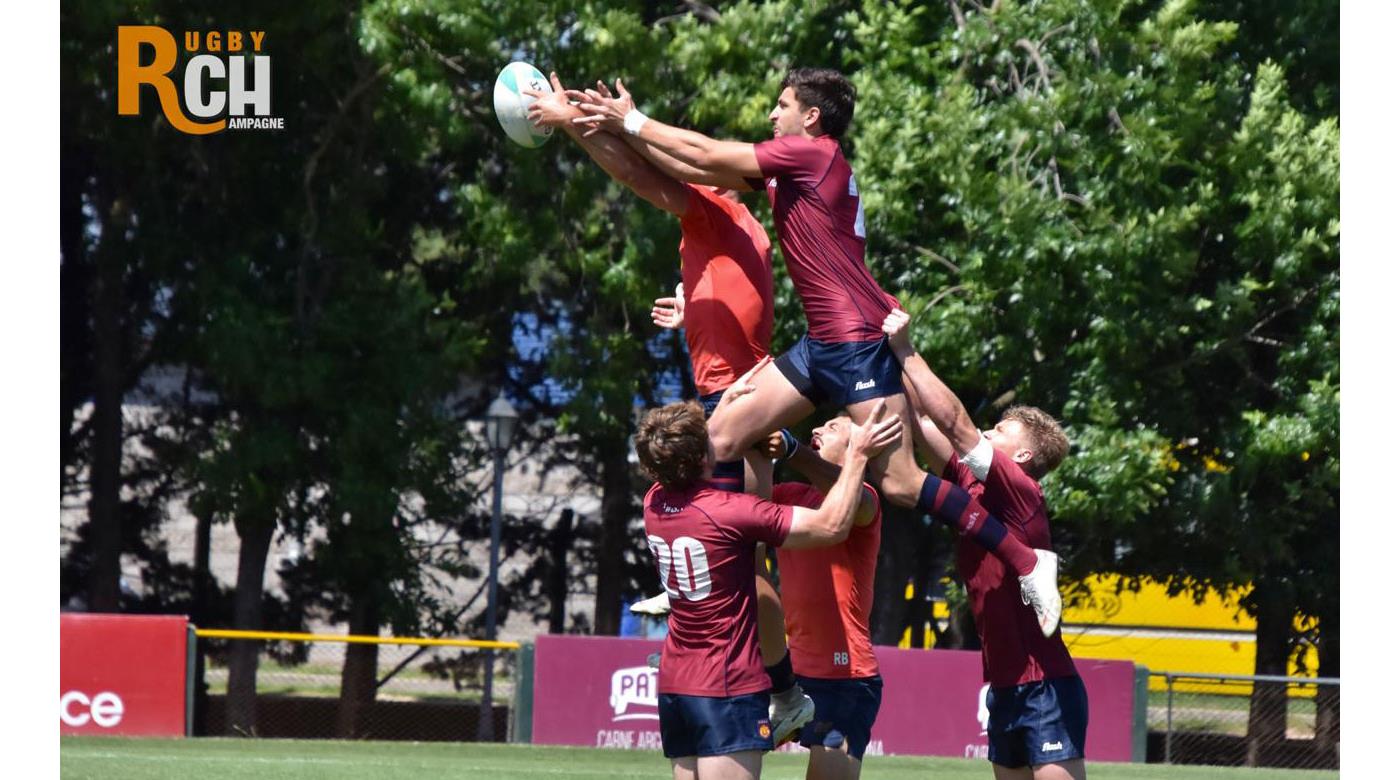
768, 685, 815, 747
1018, 549, 1063, 638
630, 592, 672, 616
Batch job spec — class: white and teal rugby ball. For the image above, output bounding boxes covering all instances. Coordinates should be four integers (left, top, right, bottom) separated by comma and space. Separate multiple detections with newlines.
492, 61, 554, 148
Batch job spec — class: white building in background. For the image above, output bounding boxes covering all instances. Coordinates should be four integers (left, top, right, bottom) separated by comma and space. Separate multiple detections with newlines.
60, 365, 606, 645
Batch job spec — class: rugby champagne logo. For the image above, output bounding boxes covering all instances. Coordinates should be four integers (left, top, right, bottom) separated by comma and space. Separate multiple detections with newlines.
117, 26, 284, 134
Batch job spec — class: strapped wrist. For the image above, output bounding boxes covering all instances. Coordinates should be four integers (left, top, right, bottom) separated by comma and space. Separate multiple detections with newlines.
623, 108, 649, 136
775, 429, 799, 462
960, 435, 994, 481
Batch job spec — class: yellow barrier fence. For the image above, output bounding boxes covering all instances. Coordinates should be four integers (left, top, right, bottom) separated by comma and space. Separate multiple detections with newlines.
191, 628, 522, 741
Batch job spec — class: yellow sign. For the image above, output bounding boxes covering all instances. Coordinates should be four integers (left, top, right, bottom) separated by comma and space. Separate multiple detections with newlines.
900, 575, 1319, 695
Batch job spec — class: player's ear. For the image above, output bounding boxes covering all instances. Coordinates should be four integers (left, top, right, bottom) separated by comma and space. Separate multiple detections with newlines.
803, 105, 821, 132
1012, 447, 1033, 465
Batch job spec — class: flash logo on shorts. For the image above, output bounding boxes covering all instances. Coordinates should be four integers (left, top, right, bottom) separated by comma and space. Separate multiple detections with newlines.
854, 379, 875, 391
758, 721, 772, 739
1042, 740, 1064, 752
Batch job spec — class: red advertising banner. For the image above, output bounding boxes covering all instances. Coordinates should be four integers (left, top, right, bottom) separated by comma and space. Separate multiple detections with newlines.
533, 635, 1136, 761
60, 613, 189, 737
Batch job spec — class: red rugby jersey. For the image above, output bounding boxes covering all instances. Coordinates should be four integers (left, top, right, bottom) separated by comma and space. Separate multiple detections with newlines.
945, 451, 1077, 687
748, 135, 896, 343
772, 481, 881, 680
643, 481, 793, 696
678, 185, 774, 396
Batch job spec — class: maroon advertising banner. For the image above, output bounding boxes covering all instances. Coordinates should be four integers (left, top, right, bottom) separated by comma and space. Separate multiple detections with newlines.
533, 635, 1136, 761
60, 613, 189, 737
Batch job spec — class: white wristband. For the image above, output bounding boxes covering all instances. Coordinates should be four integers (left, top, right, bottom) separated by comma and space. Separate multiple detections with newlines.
623, 108, 649, 136
960, 435, 994, 482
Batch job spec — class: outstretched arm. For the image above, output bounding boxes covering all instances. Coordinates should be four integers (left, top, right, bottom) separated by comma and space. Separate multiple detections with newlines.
903, 379, 956, 475
625, 136, 755, 191
781, 442, 879, 528
882, 308, 983, 457
571, 80, 764, 180
525, 73, 690, 216
783, 401, 901, 548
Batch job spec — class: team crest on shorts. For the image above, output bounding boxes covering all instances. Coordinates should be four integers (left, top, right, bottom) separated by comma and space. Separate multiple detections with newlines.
758, 721, 772, 739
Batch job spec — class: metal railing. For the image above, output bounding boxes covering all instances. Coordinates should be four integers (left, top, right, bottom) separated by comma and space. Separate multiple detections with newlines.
1150, 671, 1340, 770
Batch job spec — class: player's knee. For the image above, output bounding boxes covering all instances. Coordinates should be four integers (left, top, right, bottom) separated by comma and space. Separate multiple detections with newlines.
878, 472, 920, 508
709, 430, 744, 462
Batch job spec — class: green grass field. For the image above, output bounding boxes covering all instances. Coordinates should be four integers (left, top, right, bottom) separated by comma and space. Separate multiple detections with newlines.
61, 738, 1340, 780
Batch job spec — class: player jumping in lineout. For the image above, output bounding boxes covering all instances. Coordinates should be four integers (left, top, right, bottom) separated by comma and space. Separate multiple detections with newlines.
524, 73, 816, 742
570, 68, 1064, 636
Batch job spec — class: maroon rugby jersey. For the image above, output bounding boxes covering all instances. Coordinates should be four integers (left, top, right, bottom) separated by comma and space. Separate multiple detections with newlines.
945, 451, 1077, 687
747, 135, 897, 343
643, 481, 793, 697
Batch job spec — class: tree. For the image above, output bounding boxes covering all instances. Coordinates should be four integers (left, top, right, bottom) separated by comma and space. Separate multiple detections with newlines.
847, 0, 1336, 757
60, 2, 1338, 756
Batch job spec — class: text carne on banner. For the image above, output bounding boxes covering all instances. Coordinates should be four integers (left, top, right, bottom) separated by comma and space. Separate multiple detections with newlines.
531, 634, 1136, 760
60, 613, 190, 736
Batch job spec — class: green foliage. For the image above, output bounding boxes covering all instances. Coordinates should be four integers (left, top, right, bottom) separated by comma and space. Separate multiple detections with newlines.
63, 0, 1336, 662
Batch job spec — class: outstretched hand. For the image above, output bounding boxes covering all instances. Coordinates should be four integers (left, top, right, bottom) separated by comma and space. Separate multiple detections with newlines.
715, 355, 773, 411
848, 399, 903, 460
523, 72, 578, 129
652, 283, 685, 330
881, 307, 915, 358
569, 79, 637, 135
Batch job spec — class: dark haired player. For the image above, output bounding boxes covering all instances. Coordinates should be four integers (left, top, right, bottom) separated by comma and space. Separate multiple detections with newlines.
573, 69, 1064, 636
635, 397, 900, 780
883, 307, 1087, 780
753, 415, 883, 780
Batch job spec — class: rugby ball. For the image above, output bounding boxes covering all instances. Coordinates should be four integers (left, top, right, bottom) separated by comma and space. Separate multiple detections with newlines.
493, 61, 554, 148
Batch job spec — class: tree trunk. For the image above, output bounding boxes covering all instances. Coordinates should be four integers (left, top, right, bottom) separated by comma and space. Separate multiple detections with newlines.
1246, 581, 1292, 766
1313, 600, 1340, 763
336, 593, 381, 738
593, 448, 631, 636
548, 509, 575, 633
192, 509, 213, 735
86, 238, 125, 612
899, 519, 938, 648
870, 501, 921, 645
193, 509, 213, 619
59, 151, 89, 493
225, 514, 277, 735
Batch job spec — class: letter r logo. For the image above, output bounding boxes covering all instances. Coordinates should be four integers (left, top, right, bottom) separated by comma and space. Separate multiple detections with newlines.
117, 26, 225, 135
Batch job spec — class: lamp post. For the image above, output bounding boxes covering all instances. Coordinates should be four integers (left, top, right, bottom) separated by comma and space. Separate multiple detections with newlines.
478, 392, 518, 742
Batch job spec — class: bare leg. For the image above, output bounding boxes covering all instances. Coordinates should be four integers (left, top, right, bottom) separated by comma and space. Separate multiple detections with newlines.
1031, 760, 1086, 780
708, 361, 814, 463
845, 392, 926, 508
754, 545, 786, 667
697, 750, 763, 780
846, 390, 1059, 635
673, 756, 699, 780
806, 742, 862, 780
992, 764, 1033, 780
745, 449, 774, 500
